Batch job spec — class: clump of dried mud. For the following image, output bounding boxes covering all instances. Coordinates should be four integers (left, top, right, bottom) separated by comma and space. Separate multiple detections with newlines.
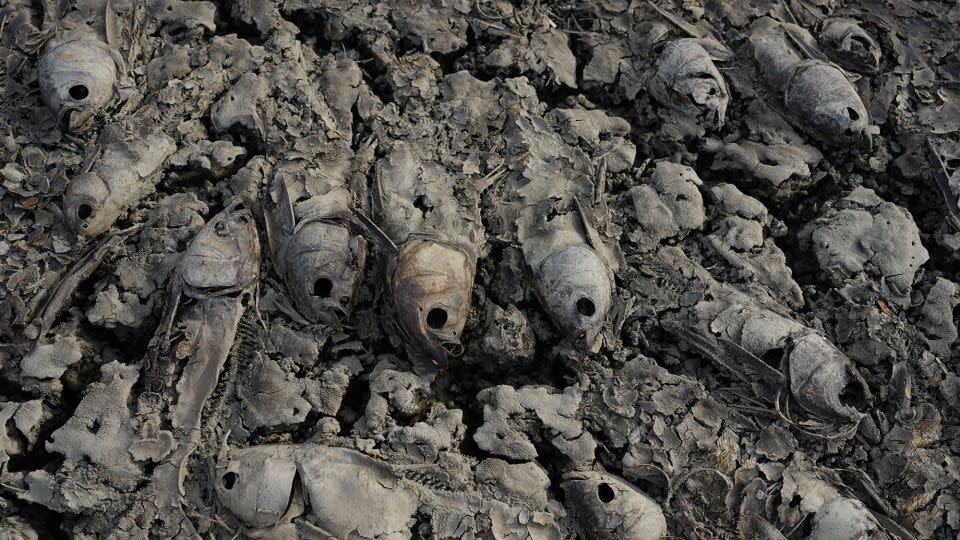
0, 0, 959, 539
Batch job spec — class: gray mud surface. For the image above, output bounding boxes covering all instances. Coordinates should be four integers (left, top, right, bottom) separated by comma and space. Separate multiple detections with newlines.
1, 0, 960, 538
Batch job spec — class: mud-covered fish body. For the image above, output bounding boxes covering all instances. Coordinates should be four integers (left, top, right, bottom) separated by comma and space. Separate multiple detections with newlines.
820, 18, 881, 73
519, 202, 616, 349
63, 127, 175, 237
534, 244, 612, 347
180, 201, 260, 297
214, 444, 419, 537
648, 38, 729, 129
372, 143, 487, 364
214, 443, 563, 538
748, 17, 872, 148
503, 114, 624, 349
265, 165, 368, 323
294, 446, 420, 538
561, 470, 668, 540
389, 237, 475, 362
749, 17, 803, 91
783, 61, 870, 148
38, 37, 118, 132
281, 220, 366, 321
691, 287, 872, 424
788, 334, 871, 422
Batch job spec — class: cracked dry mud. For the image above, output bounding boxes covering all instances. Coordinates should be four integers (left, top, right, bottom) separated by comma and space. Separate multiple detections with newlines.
0, 0, 959, 538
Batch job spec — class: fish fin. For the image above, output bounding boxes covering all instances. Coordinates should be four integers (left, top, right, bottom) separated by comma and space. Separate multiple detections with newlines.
926, 138, 960, 231
694, 38, 734, 62
352, 208, 398, 254
646, 1, 704, 38
782, 22, 830, 63
661, 318, 786, 401
571, 194, 604, 253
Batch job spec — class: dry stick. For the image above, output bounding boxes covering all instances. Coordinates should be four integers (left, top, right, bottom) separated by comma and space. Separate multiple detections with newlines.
27, 224, 140, 338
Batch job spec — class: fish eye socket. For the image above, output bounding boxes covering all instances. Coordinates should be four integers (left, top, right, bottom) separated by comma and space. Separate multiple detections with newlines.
576, 297, 596, 317
69, 84, 89, 100
846, 107, 860, 121
426, 307, 447, 329
76, 203, 94, 221
313, 277, 333, 298
214, 220, 231, 237
221, 471, 237, 490
597, 482, 616, 503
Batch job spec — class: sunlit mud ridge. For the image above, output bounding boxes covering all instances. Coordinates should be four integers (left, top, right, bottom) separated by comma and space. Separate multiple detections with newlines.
0, 0, 959, 539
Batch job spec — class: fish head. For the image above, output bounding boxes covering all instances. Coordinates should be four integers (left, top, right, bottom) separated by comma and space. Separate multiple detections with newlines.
63, 171, 116, 237
788, 334, 872, 422
785, 62, 872, 150
561, 470, 668, 540
535, 244, 612, 348
181, 201, 260, 297
652, 39, 730, 129
389, 238, 474, 363
38, 39, 118, 133
283, 220, 366, 322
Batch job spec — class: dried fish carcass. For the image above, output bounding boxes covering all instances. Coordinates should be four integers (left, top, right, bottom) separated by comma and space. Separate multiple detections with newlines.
819, 18, 881, 74
214, 443, 563, 538
652, 248, 872, 432
578, 3, 731, 139
37, 29, 120, 132
688, 300, 871, 429
647, 37, 731, 134
748, 16, 874, 149
121, 200, 260, 535
502, 114, 627, 350
264, 152, 367, 325
63, 123, 175, 238
779, 456, 887, 540
369, 143, 489, 366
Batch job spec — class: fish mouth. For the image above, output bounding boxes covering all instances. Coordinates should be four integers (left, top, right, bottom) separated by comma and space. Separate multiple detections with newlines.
440, 340, 464, 357
58, 107, 94, 133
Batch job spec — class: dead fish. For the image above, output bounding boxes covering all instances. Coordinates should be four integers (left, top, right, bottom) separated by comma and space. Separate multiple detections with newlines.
366, 144, 486, 365
264, 171, 367, 324
648, 38, 730, 129
37, 35, 119, 132
749, 16, 872, 149
787, 334, 871, 422
277, 220, 366, 321
534, 243, 612, 347
520, 195, 615, 349
561, 470, 668, 540
925, 138, 960, 231
819, 18, 881, 74
661, 277, 871, 427
63, 126, 175, 238
179, 200, 260, 297
215, 444, 420, 537
215, 443, 563, 538
132, 201, 261, 537
388, 236, 475, 363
